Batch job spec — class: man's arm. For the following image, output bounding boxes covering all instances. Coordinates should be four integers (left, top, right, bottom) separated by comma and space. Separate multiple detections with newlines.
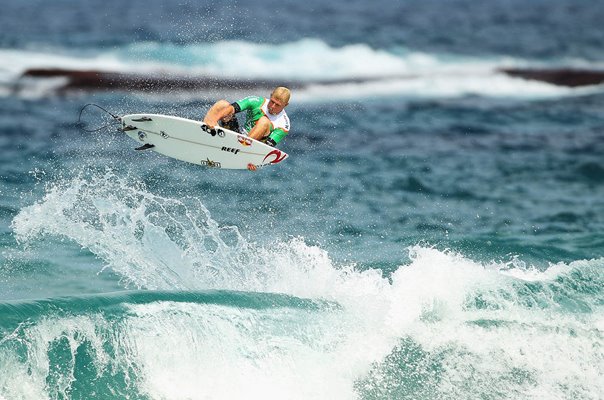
266, 128, 288, 146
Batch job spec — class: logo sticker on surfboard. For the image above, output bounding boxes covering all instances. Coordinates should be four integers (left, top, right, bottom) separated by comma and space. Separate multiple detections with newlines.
200, 158, 221, 168
237, 135, 253, 146
262, 149, 287, 164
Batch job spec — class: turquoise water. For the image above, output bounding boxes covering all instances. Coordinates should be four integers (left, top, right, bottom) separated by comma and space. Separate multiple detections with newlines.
1, 0, 604, 398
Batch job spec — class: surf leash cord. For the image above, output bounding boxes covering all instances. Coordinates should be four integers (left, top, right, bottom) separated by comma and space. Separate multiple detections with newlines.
77, 103, 122, 133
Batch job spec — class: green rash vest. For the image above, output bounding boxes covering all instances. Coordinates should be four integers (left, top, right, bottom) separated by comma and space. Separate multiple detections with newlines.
234, 96, 290, 145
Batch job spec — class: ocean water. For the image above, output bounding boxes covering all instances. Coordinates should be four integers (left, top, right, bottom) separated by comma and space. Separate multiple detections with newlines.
1, 0, 604, 399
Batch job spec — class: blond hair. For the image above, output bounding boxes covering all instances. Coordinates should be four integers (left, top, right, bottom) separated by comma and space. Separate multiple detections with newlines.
272, 87, 291, 104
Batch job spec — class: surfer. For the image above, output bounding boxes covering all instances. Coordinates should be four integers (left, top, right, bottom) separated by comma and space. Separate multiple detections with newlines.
203, 87, 291, 171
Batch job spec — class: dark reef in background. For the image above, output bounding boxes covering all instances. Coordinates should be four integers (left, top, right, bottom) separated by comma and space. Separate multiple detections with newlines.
500, 68, 604, 87
19, 67, 604, 94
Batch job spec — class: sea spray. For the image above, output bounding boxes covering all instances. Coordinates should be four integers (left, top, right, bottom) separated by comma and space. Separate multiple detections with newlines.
11, 169, 387, 299
12, 169, 250, 290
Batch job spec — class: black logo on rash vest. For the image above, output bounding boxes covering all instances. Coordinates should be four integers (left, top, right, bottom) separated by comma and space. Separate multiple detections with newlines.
283, 114, 290, 131
221, 146, 240, 154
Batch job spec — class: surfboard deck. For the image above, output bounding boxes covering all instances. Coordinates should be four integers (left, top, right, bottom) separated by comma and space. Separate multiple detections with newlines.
120, 114, 288, 170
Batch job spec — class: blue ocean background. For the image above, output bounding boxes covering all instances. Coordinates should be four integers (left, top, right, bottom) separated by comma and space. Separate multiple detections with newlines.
1, 0, 604, 399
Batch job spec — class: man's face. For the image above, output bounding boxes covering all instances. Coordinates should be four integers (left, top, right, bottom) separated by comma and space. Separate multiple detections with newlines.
267, 96, 287, 115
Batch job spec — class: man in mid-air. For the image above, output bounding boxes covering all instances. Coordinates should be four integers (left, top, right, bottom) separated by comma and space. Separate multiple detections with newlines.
203, 87, 291, 170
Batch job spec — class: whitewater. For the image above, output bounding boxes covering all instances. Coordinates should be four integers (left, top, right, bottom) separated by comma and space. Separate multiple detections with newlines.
2, 171, 601, 399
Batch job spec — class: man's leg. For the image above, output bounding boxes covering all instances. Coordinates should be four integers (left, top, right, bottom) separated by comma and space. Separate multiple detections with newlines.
203, 100, 233, 127
220, 113, 241, 132
248, 116, 271, 141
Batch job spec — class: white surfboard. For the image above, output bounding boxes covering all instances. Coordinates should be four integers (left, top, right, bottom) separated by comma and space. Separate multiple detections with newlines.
120, 114, 288, 170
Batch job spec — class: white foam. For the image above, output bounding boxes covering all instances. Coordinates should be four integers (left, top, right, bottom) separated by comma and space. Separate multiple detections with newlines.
0, 315, 109, 400
10, 171, 604, 399
192, 39, 428, 79
125, 301, 361, 399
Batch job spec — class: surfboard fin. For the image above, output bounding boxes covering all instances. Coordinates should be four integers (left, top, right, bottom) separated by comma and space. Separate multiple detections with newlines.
122, 125, 137, 131
135, 143, 155, 151
132, 117, 152, 122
